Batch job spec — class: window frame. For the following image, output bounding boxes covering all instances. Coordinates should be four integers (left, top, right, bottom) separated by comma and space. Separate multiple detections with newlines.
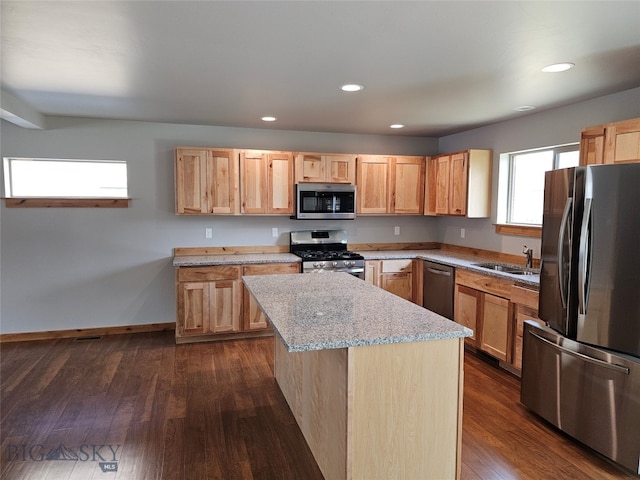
496, 143, 579, 236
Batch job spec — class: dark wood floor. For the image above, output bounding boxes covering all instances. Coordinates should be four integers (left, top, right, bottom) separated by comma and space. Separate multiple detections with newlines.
0, 331, 635, 480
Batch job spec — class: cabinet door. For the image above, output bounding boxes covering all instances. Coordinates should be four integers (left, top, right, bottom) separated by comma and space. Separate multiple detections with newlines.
392, 156, 424, 214
209, 280, 241, 333
243, 263, 299, 331
176, 282, 209, 335
357, 155, 390, 214
380, 273, 413, 302
365, 260, 380, 286
449, 152, 468, 216
326, 154, 356, 184
480, 293, 511, 361
580, 126, 605, 165
513, 305, 543, 371
424, 156, 437, 216
268, 152, 294, 214
435, 155, 450, 215
454, 284, 480, 346
604, 118, 640, 164
175, 148, 208, 214
240, 151, 269, 213
209, 149, 240, 214
295, 153, 325, 183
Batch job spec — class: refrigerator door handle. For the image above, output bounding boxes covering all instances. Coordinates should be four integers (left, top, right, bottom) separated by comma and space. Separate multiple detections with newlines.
528, 330, 630, 375
557, 197, 572, 308
578, 198, 592, 315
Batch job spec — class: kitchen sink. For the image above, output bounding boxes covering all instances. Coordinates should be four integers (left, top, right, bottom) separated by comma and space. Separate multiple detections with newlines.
472, 262, 539, 276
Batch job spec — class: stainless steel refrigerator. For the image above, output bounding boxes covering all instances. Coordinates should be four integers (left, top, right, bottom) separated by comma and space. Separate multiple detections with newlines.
521, 163, 640, 475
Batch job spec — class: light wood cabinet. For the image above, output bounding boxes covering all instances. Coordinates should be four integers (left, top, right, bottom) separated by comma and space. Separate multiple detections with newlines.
175, 147, 240, 214
240, 150, 294, 214
176, 262, 299, 343
580, 117, 640, 165
294, 152, 356, 184
365, 259, 416, 303
510, 284, 544, 371
454, 269, 513, 361
480, 293, 511, 361
176, 265, 242, 340
425, 149, 491, 218
242, 263, 299, 331
357, 155, 425, 214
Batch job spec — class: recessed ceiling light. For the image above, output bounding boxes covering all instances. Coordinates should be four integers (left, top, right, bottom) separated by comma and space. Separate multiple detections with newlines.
261, 116, 277, 122
542, 62, 575, 73
340, 84, 364, 92
390, 124, 404, 129
514, 105, 536, 112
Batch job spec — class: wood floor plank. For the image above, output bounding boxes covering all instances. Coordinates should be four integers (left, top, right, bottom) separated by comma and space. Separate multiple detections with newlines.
1, 332, 637, 480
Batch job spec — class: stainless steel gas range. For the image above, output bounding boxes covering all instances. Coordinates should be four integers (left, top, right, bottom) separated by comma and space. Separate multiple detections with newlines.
290, 230, 365, 279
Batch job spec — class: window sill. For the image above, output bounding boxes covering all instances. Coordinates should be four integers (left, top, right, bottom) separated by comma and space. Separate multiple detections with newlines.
3, 198, 130, 208
494, 223, 541, 238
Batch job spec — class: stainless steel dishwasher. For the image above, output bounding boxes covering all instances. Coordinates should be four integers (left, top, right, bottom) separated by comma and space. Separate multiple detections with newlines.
423, 261, 454, 320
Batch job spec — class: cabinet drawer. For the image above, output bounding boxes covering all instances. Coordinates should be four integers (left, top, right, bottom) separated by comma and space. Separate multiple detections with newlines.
243, 263, 300, 276
381, 259, 413, 273
177, 265, 241, 282
456, 269, 511, 298
510, 285, 539, 309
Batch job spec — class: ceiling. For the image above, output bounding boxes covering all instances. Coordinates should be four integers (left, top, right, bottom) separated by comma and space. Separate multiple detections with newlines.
2, 1, 639, 137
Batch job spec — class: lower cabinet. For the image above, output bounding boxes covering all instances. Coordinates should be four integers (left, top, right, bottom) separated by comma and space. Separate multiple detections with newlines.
365, 259, 417, 304
454, 269, 513, 362
242, 263, 300, 331
176, 262, 299, 343
510, 284, 544, 371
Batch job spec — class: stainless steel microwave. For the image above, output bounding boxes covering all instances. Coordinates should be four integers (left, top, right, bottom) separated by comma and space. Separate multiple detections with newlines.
295, 183, 356, 220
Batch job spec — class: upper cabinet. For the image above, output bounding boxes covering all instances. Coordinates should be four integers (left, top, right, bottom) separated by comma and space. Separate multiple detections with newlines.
425, 149, 491, 218
356, 155, 425, 215
294, 152, 357, 184
580, 117, 640, 165
240, 150, 294, 214
175, 147, 240, 215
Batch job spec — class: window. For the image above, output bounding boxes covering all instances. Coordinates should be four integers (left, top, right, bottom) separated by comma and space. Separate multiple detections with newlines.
497, 144, 579, 232
3, 157, 129, 207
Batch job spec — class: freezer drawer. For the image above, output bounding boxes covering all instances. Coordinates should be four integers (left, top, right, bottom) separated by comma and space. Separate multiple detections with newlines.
521, 321, 640, 475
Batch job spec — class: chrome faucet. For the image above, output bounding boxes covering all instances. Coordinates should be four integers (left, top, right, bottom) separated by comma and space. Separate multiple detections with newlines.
523, 245, 533, 269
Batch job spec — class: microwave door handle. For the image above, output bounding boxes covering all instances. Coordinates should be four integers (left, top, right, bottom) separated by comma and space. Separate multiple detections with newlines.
578, 198, 592, 315
557, 197, 572, 308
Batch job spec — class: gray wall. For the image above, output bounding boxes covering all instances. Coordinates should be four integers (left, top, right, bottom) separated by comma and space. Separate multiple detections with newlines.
0, 119, 438, 333
437, 86, 640, 258
1, 87, 638, 334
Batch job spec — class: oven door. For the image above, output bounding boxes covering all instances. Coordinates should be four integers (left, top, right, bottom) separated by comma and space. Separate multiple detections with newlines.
296, 183, 356, 219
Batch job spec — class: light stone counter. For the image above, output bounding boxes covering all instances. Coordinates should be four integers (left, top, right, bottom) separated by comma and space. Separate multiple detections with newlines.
173, 252, 300, 267
242, 271, 471, 352
360, 248, 540, 288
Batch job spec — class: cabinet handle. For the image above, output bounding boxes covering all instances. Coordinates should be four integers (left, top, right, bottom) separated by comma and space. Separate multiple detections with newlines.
426, 267, 451, 277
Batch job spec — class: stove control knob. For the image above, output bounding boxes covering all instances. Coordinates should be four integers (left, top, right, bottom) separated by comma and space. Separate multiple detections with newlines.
333, 261, 338, 267
345, 260, 353, 267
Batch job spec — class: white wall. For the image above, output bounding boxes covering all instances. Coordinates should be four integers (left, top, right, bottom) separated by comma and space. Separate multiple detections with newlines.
437, 86, 640, 258
0, 118, 438, 333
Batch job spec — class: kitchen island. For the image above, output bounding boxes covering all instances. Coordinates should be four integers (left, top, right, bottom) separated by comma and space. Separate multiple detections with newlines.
243, 272, 472, 480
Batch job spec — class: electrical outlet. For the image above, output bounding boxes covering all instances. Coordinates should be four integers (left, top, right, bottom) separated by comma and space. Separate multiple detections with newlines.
461, 228, 465, 239
205, 228, 213, 239
394, 226, 400, 236
272, 227, 278, 238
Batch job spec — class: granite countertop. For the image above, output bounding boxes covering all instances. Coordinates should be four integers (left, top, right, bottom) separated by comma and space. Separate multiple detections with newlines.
360, 249, 540, 288
172, 248, 539, 288
173, 252, 300, 267
242, 272, 472, 352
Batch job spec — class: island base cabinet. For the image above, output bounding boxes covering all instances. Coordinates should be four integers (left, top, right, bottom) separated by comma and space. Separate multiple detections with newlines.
274, 337, 464, 480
